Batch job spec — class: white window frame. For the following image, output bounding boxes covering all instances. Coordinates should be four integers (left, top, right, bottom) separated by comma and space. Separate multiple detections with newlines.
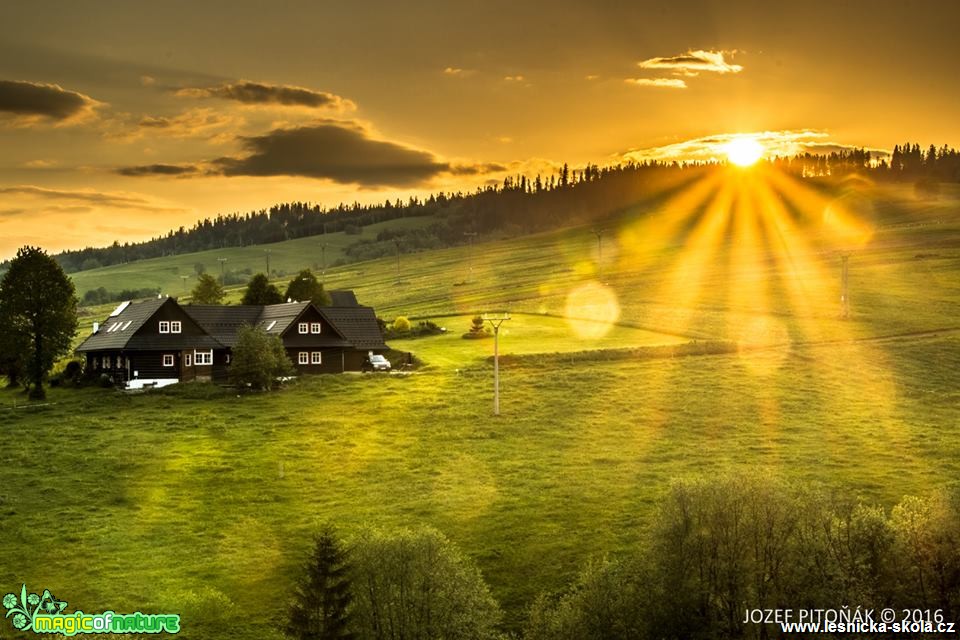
102, 356, 109, 369
163, 354, 174, 367
298, 322, 309, 334
311, 351, 322, 364
194, 350, 213, 366
159, 321, 170, 334
184, 353, 192, 367
298, 351, 309, 365
225, 354, 231, 364
170, 321, 182, 334
310, 322, 321, 334
116, 356, 122, 369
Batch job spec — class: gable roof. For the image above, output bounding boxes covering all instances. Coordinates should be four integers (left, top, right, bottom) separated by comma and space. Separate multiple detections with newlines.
76, 290, 386, 353
76, 297, 167, 351
319, 306, 386, 350
328, 290, 359, 306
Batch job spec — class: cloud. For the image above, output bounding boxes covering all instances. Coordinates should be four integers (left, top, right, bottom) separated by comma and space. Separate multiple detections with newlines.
0, 185, 181, 212
625, 78, 687, 89
116, 163, 201, 177
638, 49, 743, 75
448, 162, 509, 175
443, 67, 475, 77
175, 81, 354, 110
0, 79, 100, 124
504, 75, 525, 82
22, 159, 58, 169
620, 130, 888, 164
211, 120, 451, 187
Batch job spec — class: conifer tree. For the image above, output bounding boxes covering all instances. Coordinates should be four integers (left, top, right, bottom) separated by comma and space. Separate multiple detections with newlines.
286, 528, 356, 640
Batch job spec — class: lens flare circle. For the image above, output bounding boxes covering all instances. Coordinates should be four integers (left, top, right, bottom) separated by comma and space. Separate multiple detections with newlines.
724, 137, 765, 167
564, 281, 621, 339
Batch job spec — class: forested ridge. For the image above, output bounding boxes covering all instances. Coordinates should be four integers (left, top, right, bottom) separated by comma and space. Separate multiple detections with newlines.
21, 142, 960, 274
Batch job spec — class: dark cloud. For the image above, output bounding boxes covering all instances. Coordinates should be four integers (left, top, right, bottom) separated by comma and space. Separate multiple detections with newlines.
212, 121, 450, 187
448, 162, 509, 175
176, 81, 354, 110
0, 79, 99, 122
116, 164, 200, 177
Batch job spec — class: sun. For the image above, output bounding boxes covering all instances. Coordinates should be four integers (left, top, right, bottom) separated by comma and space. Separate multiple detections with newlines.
724, 137, 765, 167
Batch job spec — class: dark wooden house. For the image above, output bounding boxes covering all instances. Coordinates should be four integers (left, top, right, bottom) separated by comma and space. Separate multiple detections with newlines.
76, 291, 387, 386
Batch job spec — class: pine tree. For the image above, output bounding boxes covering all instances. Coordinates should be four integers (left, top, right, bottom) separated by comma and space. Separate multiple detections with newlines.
286, 528, 356, 640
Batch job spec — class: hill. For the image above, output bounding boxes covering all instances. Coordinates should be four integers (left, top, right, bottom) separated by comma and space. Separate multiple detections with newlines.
3, 173, 960, 638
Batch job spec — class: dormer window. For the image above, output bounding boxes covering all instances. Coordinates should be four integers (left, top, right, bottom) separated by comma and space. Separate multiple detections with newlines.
171, 321, 182, 333
311, 322, 321, 334
298, 322, 309, 334
159, 321, 170, 333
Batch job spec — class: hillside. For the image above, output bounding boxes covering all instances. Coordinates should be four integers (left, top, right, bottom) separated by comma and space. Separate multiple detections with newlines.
4, 175, 960, 638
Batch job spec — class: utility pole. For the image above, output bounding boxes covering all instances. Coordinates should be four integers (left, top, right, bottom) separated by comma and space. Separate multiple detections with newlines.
593, 228, 604, 283
218, 257, 228, 284
320, 243, 327, 284
840, 253, 850, 319
180, 275, 188, 296
394, 239, 401, 281
482, 313, 511, 416
264, 249, 271, 277
464, 232, 477, 281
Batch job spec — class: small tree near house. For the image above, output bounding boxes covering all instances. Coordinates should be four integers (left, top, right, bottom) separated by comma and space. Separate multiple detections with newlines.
228, 324, 295, 390
191, 273, 226, 304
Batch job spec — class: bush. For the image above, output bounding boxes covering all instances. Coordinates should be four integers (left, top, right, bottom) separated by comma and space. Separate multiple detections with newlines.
349, 526, 502, 640
228, 324, 295, 390
391, 316, 411, 333
463, 315, 491, 340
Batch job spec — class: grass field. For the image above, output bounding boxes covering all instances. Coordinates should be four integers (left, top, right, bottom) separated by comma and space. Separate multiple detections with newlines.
4, 177, 960, 637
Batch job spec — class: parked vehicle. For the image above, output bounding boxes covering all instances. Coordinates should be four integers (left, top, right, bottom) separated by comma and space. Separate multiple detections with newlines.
363, 354, 391, 372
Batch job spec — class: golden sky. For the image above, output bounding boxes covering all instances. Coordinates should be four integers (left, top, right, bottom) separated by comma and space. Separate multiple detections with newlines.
1, 0, 958, 258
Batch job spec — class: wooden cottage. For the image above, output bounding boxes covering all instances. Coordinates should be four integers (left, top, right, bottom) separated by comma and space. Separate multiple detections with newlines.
76, 291, 387, 386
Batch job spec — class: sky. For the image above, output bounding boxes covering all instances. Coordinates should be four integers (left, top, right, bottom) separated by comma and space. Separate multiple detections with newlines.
1, 0, 958, 259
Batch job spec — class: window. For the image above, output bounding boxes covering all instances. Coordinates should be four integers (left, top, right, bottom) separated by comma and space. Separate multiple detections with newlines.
116, 356, 122, 369
102, 356, 109, 369
163, 354, 174, 367
265, 320, 277, 331
311, 322, 321, 334
184, 353, 192, 367
159, 321, 170, 333
225, 354, 231, 364
195, 350, 213, 366
298, 322, 309, 334
171, 321, 182, 333
311, 351, 322, 364
121, 320, 132, 331
298, 351, 309, 365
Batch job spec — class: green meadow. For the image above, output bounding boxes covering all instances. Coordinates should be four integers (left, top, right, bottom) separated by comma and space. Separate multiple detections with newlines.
3, 180, 960, 637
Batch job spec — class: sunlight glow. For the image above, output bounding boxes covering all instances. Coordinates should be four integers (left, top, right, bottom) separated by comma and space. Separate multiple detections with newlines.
564, 281, 621, 339
724, 137, 765, 167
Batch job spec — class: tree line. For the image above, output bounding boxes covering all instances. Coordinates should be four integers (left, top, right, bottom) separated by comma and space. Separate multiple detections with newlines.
282, 472, 959, 640
5, 142, 956, 277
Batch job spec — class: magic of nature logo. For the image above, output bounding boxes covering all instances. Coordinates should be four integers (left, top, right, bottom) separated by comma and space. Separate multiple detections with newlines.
3, 584, 180, 636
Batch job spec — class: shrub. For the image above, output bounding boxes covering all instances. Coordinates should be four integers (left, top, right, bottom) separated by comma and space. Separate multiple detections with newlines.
349, 527, 501, 640
229, 324, 295, 390
391, 316, 411, 333
463, 316, 491, 340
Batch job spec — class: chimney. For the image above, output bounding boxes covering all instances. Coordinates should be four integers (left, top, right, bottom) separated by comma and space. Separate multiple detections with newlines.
93, 322, 100, 333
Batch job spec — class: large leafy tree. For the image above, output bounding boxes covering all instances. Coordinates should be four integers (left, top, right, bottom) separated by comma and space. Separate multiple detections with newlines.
285, 269, 331, 306
287, 527, 356, 640
191, 273, 226, 304
228, 324, 295, 390
0, 246, 79, 399
242, 273, 284, 305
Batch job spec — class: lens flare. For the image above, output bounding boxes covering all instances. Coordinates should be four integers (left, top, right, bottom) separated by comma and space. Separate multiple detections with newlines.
564, 281, 620, 339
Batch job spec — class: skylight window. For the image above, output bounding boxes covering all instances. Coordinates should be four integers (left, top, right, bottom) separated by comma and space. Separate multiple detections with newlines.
108, 301, 131, 317
266, 320, 277, 331
121, 320, 132, 331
